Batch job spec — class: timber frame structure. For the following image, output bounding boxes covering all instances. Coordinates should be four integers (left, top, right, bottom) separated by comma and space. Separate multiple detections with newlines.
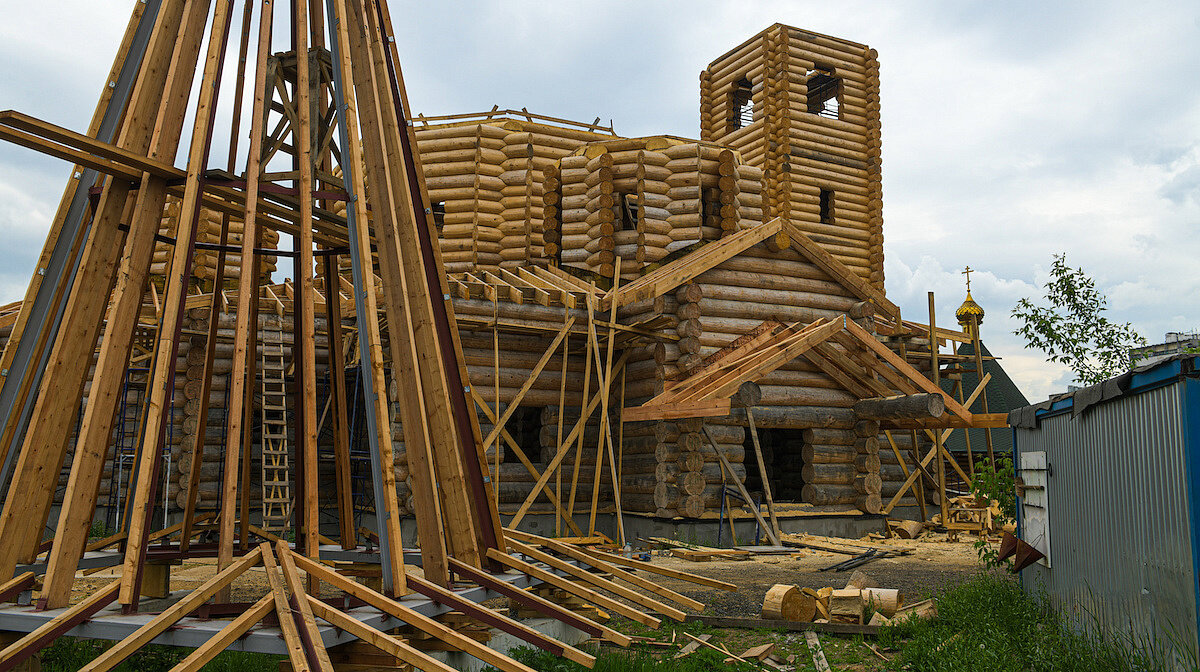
0, 7, 1003, 670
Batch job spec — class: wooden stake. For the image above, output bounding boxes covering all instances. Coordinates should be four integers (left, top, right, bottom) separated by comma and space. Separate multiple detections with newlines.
746, 407, 780, 540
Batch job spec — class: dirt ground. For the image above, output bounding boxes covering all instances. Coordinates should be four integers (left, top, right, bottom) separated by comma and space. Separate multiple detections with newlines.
69, 532, 980, 614
640, 533, 981, 618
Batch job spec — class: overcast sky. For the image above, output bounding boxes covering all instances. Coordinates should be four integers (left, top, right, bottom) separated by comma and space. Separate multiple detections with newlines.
1, 1, 1197, 402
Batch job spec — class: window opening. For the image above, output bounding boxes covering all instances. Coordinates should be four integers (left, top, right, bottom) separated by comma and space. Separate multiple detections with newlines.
615, 193, 637, 231
729, 77, 754, 131
806, 66, 841, 119
430, 201, 446, 230
819, 189, 834, 225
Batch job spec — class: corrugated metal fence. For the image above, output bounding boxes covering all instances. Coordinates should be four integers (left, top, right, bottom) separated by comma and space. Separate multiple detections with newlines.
1016, 378, 1198, 667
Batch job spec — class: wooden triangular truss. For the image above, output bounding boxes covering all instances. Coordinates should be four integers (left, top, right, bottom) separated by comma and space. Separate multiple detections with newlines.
624, 314, 974, 423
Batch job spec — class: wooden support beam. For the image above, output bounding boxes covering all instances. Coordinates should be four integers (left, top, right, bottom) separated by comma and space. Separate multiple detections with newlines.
167, 593, 274, 672
484, 548, 662, 628
79, 548, 262, 672
504, 529, 705, 611
305, 597, 458, 672
447, 557, 631, 646
0, 581, 120, 671
405, 572, 596, 667
702, 427, 781, 547
290, 553, 535, 672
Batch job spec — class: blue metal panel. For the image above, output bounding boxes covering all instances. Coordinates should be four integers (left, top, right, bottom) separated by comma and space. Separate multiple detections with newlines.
1183, 376, 1200, 660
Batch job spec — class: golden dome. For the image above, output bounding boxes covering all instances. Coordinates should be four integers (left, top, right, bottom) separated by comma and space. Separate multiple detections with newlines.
956, 291, 984, 326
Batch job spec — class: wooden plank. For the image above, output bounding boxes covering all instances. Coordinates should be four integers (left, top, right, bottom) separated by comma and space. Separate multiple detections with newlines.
306, 597, 459, 672
504, 538, 686, 621
120, 0, 238, 608
504, 529, 705, 611
276, 543, 334, 672
607, 218, 784, 309
588, 260, 624, 541
0, 580, 120, 670
746, 408, 781, 541
470, 390, 586, 537
446, 557, 631, 646
681, 613, 880, 635
781, 220, 900, 324
78, 549, 263, 672
404, 572, 595, 667
291, 554, 535, 672
167, 594, 274, 672
572, 547, 737, 591
485, 548, 662, 628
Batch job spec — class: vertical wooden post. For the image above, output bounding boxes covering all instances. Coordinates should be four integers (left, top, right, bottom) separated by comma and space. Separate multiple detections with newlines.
322, 255, 354, 549
180, 0, 258, 552
292, 0, 321, 589
220, 0, 273, 585
121, 0, 238, 609
927, 292, 947, 525
325, 0, 407, 593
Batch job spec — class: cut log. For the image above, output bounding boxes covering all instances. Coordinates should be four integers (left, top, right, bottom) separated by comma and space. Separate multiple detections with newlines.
861, 588, 901, 617
762, 584, 815, 622
853, 394, 945, 420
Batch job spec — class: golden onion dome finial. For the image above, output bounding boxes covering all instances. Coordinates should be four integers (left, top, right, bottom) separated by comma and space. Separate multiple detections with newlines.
956, 266, 984, 327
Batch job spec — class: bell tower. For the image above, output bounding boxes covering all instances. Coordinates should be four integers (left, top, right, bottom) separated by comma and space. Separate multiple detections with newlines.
701, 24, 884, 291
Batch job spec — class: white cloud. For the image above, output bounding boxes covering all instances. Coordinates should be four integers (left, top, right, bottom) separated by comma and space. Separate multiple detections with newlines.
1, 0, 1197, 404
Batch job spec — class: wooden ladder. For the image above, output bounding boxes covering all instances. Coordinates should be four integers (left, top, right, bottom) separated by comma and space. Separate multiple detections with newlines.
260, 328, 292, 533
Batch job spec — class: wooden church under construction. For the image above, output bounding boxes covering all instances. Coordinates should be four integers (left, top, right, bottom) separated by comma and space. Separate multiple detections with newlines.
0, 22, 1003, 535
0, 6, 1006, 667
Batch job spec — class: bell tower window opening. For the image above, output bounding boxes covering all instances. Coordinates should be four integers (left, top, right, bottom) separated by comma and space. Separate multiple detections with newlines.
806, 66, 841, 119
819, 189, 834, 225
729, 77, 754, 132
616, 193, 637, 232
431, 201, 446, 230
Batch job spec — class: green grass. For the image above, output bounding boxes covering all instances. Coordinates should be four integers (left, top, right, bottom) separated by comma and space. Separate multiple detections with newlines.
494, 645, 766, 672
879, 573, 1194, 672
38, 639, 283, 672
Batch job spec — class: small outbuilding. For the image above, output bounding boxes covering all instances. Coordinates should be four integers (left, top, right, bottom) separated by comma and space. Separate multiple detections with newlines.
1008, 354, 1200, 666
